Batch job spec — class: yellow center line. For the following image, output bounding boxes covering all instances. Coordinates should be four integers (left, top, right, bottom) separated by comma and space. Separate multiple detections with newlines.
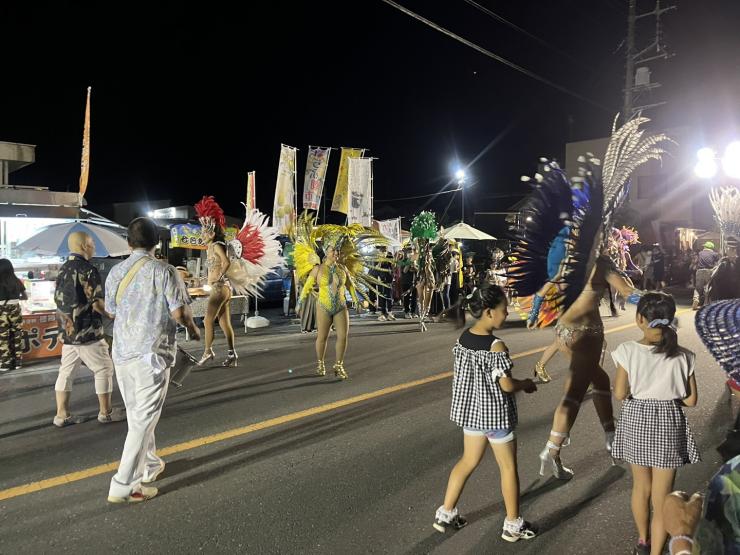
0, 308, 691, 502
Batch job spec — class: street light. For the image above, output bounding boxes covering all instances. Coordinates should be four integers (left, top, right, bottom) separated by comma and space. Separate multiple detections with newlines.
455, 169, 468, 223
694, 147, 718, 179
722, 141, 740, 179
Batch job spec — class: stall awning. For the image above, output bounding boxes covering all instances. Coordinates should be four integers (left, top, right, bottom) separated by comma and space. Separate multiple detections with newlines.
0, 205, 81, 218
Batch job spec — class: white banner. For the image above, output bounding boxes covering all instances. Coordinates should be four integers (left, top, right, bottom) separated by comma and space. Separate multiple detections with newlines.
302, 147, 331, 211
273, 145, 297, 235
347, 157, 373, 227
378, 218, 402, 246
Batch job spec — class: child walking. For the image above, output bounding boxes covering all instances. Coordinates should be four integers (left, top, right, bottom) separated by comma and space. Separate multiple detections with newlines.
433, 283, 538, 542
611, 292, 700, 555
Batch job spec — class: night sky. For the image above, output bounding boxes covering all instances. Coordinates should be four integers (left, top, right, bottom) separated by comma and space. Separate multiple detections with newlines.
3, 0, 739, 232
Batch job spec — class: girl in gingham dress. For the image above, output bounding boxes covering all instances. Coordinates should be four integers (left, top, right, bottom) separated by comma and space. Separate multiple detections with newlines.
611, 292, 700, 555
433, 284, 539, 543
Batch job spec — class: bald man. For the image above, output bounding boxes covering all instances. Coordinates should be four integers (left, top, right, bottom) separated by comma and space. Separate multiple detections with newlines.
53, 231, 119, 427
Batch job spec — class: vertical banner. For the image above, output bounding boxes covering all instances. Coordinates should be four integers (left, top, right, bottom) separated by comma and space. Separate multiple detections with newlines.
302, 147, 331, 211
331, 147, 364, 214
347, 157, 373, 227
244, 172, 257, 210
78, 86, 91, 200
245, 171, 256, 210
378, 218, 402, 246
273, 144, 297, 235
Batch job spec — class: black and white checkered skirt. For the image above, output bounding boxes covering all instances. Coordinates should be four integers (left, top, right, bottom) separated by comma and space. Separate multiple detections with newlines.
612, 398, 701, 468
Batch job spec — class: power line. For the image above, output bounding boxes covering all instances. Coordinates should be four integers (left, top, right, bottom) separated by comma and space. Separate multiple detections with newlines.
461, 0, 592, 72
375, 186, 462, 203
380, 0, 610, 111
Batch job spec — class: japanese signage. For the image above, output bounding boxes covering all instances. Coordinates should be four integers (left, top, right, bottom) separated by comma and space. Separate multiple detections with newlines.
21, 313, 62, 360
170, 224, 238, 250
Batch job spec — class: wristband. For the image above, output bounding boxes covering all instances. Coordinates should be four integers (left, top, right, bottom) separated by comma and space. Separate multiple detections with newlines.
668, 535, 694, 555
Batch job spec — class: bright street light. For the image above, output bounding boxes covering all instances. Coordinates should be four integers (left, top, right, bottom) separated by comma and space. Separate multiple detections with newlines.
722, 141, 740, 179
455, 169, 466, 183
694, 147, 718, 179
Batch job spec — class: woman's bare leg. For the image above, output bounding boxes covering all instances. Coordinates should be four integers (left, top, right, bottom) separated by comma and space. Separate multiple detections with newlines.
203, 287, 228, 354
332, 308, 349, 362
548, 335, 603, 456
315, 308, 332, 362
216, 291, 235, 351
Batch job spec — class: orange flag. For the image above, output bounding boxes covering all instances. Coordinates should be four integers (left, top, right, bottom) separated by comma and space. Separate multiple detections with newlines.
78, 87, 91, 200
246, 171, 256, 210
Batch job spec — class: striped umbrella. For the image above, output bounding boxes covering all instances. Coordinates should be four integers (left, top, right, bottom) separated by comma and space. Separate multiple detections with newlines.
17, 222, 130, 257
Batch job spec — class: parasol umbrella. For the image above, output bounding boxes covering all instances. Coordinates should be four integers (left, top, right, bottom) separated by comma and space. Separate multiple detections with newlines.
439, 222, 496, 241
17, 222, 130, 257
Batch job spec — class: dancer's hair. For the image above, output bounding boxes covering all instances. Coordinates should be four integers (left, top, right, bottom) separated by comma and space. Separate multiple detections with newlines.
212, 224, 226, 244
446, 282, 507, 328
636, 291, 679, 358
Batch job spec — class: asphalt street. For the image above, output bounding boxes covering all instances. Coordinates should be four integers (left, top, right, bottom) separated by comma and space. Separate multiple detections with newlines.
0, 304, 732, 554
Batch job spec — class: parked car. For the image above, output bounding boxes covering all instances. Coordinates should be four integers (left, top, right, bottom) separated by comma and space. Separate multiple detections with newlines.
260, 269, 285, 304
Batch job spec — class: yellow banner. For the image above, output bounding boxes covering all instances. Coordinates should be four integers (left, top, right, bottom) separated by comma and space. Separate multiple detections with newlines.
331, 147, 363, 214
78, 87, 91, 199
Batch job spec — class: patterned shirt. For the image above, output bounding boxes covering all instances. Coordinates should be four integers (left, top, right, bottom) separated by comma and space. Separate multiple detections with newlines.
105, 250, 188, 369
450, 329, 518, 430
54, 254, 104, 345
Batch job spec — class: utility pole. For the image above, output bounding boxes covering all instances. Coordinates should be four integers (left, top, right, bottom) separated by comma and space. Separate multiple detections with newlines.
623, 0, 676, 119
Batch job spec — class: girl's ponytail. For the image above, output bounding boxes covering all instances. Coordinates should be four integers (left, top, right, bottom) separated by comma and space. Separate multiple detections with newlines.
637, 292, 680, 358
652, 320, 679, 358
441, 283, 508, 328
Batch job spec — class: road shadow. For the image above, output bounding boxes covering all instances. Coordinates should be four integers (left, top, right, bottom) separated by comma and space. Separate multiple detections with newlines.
405, 477, 570, 555
160, 383, 447, 494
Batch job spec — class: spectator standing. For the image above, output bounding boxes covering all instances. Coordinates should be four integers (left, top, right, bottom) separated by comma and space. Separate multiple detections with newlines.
106, 218, 200, 503
0, 259, 27, 371
53, 232, 118, 427
693, 241, 721, 309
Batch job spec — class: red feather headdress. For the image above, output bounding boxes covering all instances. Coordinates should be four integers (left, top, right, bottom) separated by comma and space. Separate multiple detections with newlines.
194, 196, 226, 230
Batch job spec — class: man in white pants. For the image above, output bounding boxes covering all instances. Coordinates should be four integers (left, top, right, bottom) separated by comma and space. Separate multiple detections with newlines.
53, 231, 117, 427
106, 218, 200, 503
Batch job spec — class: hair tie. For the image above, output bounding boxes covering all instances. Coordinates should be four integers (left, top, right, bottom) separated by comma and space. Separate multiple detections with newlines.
648, 318, 677, 331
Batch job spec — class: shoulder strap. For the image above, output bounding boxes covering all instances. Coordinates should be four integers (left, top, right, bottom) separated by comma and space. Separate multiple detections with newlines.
116, 256, 151, 305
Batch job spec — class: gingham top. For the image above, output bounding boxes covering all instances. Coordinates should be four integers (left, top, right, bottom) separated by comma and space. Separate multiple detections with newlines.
450, 329, 518, 430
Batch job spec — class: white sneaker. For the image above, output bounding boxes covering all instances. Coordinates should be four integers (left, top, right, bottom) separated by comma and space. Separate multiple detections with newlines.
404, 313, 412, 319
377, 315, 387, 322
387, 313, 396, 321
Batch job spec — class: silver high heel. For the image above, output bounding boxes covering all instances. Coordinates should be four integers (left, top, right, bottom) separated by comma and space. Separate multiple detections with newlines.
222, 350, 238, 367
538, 431, 574, 480
197, 349, 215, 366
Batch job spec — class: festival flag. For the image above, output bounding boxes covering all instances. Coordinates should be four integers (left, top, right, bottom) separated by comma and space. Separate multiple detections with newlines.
273, 144, 297, 235
378, 218, 402, 246
246, 171, 256, 210
331, 147, 364, 214
302, 147, 331, 211
347, 157, 373, 227
78, 86, 91, 200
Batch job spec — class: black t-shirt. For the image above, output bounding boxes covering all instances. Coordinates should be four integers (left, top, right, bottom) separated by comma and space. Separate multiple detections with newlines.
54, 255, 105, 345
458, 328, 499, 351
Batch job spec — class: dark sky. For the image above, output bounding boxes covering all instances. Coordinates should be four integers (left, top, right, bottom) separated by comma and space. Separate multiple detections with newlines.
3, 0, 739, 231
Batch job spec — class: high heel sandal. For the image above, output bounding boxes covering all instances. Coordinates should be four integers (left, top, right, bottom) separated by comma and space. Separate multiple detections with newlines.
197, 349, 215, 366
316, 360, 326, 376
333, 360, 347, 380
533, 361, 552, 383
538, 431, 574, 480
222, 350, 238, 367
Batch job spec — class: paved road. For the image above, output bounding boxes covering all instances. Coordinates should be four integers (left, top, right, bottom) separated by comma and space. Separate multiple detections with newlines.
0, 305, 731, 554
